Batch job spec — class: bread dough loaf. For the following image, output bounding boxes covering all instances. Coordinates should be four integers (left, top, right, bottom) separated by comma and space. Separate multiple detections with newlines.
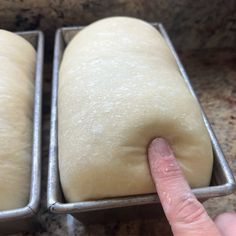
59, 17, 213, 202
0, 30, 35, 210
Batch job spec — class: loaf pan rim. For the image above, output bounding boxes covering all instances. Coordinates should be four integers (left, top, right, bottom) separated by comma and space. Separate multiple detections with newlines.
47, 23, 236, 214
0, 30, 44, 222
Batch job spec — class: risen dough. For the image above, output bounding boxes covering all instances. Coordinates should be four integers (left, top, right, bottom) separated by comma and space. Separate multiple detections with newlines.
59, 17, 213, 202
0, 30, 35, 210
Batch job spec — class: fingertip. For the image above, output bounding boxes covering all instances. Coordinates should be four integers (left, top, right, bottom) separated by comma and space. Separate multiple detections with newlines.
148, 138, 173, 159
148, 137, 179, 182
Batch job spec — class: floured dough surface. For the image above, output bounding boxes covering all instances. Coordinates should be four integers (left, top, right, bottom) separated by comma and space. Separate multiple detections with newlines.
59, 17, 213, 202
0, 30, 35, 210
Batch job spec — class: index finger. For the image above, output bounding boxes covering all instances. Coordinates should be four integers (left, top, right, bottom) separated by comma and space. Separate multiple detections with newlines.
148, 138, 219, 235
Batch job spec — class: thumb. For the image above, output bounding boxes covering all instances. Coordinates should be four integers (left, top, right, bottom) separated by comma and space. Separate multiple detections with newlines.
148, 138, 220, 236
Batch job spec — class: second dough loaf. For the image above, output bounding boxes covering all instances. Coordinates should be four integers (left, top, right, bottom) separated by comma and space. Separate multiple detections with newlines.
0, 30, 35, 210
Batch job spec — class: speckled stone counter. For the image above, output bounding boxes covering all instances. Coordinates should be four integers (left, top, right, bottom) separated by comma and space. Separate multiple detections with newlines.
1, 0, 236, 51
11, 48, 236, 236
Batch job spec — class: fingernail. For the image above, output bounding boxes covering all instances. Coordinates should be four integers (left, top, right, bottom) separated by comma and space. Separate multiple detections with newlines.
152, 138, 172, 157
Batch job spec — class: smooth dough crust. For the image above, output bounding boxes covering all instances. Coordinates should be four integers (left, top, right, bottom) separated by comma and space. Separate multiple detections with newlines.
59, 17, 213, 202
0, 30, 35, 210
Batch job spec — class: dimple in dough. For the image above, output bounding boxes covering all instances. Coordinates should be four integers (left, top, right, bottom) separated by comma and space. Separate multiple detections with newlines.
59, 17, 213, 202
0, 30, 35, 210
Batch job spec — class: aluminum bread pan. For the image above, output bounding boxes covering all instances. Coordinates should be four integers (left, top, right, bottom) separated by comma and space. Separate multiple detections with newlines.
0, 30, 44, 234
48, 23, 235, 222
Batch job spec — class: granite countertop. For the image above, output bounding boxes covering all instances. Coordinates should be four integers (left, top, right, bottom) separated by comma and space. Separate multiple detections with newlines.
1, 0, 236, 52
12, 48, 236, 236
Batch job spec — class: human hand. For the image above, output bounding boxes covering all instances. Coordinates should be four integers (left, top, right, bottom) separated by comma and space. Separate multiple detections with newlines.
148, 138, 236, 236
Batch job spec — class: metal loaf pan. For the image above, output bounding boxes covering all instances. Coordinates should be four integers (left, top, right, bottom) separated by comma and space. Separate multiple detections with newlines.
48, 24, 236, 224
0, 30, 44, 234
